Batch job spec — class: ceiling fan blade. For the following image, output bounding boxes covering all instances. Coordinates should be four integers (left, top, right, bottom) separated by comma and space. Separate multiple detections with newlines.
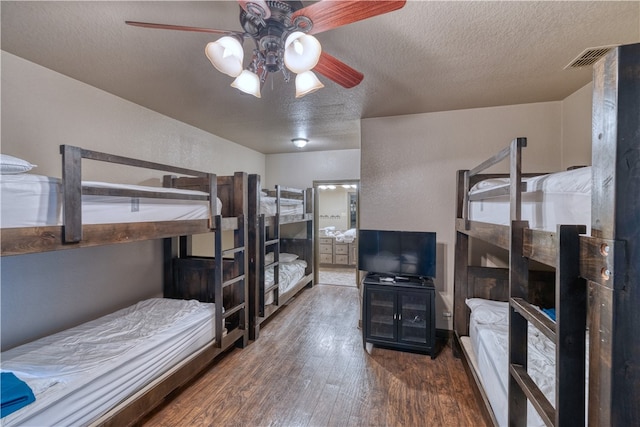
314, 52, 363, 89
125, 21, 241, 36
291, 0, 406, 35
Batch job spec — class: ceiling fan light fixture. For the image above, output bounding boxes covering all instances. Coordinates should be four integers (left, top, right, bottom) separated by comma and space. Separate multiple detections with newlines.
205, 37, 244, 77
238, 0, 272, 20
284, 32, 322, 73
295, 71, 324, 98
231, 70, 262, 98
292, 138, 309, 148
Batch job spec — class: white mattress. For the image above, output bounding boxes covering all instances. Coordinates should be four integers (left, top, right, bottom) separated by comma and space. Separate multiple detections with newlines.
259, 196, 304, 216
466, 298, 588, 426
0, 298, 219, 426
264, 259, 307, 305
469, 167, 591, 233
0, 174, 222, 228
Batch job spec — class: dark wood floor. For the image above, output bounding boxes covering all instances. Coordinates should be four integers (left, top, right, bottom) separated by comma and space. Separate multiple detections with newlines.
141, 284, 487, 426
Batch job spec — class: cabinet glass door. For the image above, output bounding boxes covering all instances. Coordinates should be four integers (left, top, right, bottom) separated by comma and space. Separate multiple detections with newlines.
366, 288, 396, 341
398, 291, 429, 344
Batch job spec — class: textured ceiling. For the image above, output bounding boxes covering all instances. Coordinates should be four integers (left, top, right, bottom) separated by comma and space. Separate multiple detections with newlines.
2, 1, 639, 154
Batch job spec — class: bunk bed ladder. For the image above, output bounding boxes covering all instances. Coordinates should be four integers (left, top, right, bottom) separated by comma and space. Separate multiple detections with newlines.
272, 185, 282, 306
508, 223, 586, 426
213, 214, 225, 348
258, 214, 280, 317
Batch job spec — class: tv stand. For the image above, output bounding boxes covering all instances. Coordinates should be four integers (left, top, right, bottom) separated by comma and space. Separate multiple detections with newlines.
362, 273, 436, 358
367, 273, 433, 286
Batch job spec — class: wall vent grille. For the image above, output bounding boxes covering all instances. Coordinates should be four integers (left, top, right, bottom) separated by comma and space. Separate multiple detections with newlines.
565, 45, 617, 69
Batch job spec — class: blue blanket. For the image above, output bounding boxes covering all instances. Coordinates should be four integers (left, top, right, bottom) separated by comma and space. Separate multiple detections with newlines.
1, 372, 35, 418
542, 307, 556, 321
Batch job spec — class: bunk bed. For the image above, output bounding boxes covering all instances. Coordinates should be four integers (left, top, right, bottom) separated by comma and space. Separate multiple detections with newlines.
0, 145, 249, 426
453, 43, 640, 427
247, 174, 314, 339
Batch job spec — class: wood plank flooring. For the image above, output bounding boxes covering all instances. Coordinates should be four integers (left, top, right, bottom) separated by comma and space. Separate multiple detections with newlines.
141, 284, 487, 426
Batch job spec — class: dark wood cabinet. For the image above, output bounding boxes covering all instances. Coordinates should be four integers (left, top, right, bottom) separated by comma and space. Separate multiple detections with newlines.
362, 274, 436, 358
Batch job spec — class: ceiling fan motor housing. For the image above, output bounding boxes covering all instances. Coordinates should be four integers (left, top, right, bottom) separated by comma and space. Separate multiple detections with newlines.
240, 1, 307, 76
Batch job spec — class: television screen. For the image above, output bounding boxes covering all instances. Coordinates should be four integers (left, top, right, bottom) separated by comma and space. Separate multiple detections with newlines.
358, 230, 436, 278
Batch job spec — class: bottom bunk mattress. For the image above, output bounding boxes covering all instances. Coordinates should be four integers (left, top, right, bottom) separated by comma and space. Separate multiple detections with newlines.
0, 298, 219, 426
264, 259, 308, 305
464, 298, 588, 427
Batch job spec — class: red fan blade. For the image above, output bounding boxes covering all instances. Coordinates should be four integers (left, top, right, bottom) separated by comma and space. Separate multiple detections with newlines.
125, 21, 241, 36
291, 0, 406, 35
314, 52, 363, 88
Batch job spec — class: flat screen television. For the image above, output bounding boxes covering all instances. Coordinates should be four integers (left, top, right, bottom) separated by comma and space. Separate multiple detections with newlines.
358, 230, 436, 279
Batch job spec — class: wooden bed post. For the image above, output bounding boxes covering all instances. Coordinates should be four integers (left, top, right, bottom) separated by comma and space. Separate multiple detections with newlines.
248, 174, 261, 340
453, 170, 471, 344
508, 220, 530, 426
588, 42, 640, 426
60, 145, 83, 243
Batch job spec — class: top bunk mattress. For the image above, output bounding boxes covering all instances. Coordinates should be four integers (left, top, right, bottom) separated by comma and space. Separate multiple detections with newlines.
0, 174, 222, 228
259, 196, 305, 217
468, 167, 591, 233
0, 298, 218, 426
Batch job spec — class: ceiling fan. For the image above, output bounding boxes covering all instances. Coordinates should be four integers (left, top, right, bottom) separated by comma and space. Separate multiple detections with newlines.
126, 0, 406, 98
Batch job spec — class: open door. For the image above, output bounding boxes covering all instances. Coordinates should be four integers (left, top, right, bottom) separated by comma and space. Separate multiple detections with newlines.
313, 180, 359, 287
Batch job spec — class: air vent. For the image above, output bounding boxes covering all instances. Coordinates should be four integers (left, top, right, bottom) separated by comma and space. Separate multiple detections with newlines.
565, 45, 617, 69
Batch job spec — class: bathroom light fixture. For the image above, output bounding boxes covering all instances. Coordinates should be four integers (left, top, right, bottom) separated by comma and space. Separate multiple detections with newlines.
292, 138, 308, 148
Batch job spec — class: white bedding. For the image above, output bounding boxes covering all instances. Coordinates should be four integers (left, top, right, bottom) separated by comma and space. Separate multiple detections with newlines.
0, 298, 219, 426
320, 228, 356, 243
468, 167, 591, 233
0, 174, 222, 228
264, 259, 308, 305
259, 196, 304, 216
465, 298, 588, 426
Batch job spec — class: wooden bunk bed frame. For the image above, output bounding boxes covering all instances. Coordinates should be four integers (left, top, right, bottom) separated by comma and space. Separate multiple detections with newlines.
1, 145, 249, 426
453, 43, 640, 427
247, 174, 314, 340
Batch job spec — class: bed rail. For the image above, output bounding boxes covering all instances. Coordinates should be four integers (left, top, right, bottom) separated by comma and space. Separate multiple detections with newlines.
1, 147, 224, 256
460, 137, 526, 227
61, 145, 217, 244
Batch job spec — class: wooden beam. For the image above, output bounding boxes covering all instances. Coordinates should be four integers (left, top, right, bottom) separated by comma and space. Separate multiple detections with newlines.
588, 42, 640, 427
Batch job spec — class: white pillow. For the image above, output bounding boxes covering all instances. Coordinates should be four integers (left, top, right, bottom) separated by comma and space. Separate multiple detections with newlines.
265, 252, 299, 263
0, 154, 36, 174
466, 298, 509, 325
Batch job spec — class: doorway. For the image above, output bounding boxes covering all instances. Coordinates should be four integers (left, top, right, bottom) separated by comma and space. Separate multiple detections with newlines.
313, 179, 359, 287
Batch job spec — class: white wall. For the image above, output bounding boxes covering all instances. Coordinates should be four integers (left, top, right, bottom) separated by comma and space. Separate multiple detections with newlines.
1, 52, 265, 349
265, 149, 360, 189
360, 102, 566, 329
561, 82, 593, 169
